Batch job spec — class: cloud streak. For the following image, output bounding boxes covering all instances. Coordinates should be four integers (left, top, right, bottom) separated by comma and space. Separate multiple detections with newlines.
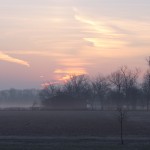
54, 68, 87, 74
0, 52, 30, 67
74, 14, 127, 49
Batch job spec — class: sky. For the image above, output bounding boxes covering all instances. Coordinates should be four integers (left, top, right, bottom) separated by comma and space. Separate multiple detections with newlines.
0, 0, 150, 89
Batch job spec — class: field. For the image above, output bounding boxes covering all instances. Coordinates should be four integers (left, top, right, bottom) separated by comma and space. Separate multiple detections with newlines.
0, 110, 150, 149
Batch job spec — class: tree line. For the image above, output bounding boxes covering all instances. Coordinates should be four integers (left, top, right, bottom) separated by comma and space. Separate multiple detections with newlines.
40, 66, 150, 110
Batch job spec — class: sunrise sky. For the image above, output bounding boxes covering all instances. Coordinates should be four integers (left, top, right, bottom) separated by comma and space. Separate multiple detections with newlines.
0, 0, 150, 89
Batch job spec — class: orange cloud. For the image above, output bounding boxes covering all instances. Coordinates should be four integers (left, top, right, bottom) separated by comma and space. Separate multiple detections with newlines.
54, 68, 87, 81
0, 52, 30, 67
58, 58, 92, 67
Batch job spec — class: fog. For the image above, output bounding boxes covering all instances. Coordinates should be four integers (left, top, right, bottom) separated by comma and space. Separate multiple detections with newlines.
0, 89, 40, 109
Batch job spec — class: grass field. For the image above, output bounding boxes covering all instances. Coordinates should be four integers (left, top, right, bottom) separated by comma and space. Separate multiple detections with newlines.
0, 110, 150, 149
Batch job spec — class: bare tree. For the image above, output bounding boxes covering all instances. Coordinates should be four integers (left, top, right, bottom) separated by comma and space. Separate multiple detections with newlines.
116, 107, 128, 145
64, 74, 91, 100
109, 69, 124, 108
142, 70, 150, 111
92, 75, 110, 110
143, 57, 150, 111
39, 84, 61, 107
120, 66, 140, 109
109, 66, 140, 109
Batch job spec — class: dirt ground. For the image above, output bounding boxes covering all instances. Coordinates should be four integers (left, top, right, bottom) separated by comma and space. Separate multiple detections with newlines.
0, 110, 150, 149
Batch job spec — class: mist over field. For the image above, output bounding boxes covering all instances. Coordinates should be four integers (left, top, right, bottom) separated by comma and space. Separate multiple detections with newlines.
0, 89, 40, 109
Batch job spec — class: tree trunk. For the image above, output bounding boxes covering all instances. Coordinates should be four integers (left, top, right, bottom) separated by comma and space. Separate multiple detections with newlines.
146, 99, 149, 111
120, 117, 124, 145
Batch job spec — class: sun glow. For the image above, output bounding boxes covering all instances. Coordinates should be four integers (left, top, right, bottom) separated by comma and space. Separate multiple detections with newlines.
54, 68, 87, 82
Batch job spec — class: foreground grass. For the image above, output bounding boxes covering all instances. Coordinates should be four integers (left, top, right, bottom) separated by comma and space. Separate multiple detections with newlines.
0, 139, 150, 150
0, 110, 150, 137
0, 110, 150, 149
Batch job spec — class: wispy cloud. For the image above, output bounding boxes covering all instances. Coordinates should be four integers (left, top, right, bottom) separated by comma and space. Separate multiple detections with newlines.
0, 52, 30, 67
108, 19, 150, 47
74, 14, 127, 48
75, 10, 150, 49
